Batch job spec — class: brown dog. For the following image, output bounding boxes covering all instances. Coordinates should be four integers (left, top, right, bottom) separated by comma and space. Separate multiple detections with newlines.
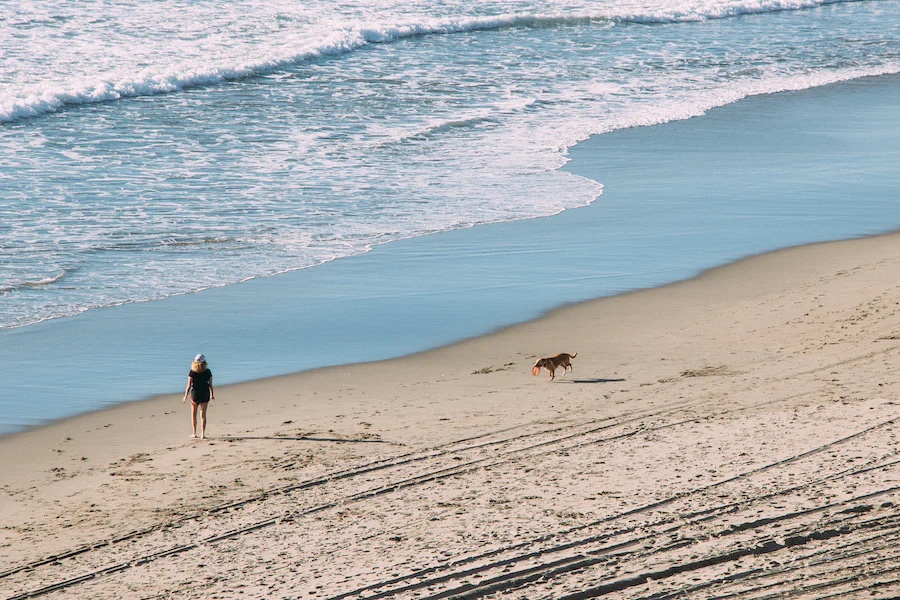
532, 352, 577, 381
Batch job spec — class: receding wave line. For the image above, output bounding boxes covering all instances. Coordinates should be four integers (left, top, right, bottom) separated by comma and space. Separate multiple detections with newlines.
406, 114, 498, 142
0, 271, 68, 294
0, 0, 863, 124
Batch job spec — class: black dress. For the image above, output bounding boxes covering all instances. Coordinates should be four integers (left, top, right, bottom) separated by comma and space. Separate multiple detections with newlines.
188, 369, 213, 403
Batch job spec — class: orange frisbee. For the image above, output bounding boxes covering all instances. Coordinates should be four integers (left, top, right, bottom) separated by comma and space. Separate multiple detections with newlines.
532, 366, 540, 376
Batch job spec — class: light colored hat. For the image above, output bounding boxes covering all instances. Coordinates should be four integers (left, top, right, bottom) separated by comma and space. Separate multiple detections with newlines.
194, 354, 206, 363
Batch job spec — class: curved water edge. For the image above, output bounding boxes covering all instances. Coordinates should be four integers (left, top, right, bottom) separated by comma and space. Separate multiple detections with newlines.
3, 0, 898, 331
1, 72, 899, 436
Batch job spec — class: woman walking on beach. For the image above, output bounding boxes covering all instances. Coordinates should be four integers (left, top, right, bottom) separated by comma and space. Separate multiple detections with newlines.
183, 354, 215, 439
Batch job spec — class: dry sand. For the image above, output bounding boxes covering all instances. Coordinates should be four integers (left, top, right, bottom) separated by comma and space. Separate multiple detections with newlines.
1, 232, 899, 599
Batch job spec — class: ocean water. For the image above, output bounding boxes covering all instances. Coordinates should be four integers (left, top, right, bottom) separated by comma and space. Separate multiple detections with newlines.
1, 0, 899, 434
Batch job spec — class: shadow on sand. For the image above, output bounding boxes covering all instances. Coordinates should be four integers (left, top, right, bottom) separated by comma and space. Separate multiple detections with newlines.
558, 377, 626, 384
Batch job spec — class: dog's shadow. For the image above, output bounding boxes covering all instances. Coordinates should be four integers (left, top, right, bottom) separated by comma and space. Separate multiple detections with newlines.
558, 377, 626, 384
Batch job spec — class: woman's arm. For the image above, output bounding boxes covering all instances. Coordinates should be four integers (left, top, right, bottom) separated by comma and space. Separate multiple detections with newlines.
183, 375, 192, 403
209, 376, 215, 402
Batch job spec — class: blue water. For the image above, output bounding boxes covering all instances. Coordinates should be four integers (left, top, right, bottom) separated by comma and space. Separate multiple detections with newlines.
1, 0, 899, 434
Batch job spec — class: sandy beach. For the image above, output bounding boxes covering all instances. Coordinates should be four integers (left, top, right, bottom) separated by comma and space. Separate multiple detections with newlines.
2, 230, 898, 599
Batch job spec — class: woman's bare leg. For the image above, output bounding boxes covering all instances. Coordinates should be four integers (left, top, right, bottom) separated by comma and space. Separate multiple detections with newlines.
198, 402, 208, 439
190, 402, 199, 438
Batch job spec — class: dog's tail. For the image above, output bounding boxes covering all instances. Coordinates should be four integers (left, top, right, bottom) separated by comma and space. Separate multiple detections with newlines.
571, 352, 577, 358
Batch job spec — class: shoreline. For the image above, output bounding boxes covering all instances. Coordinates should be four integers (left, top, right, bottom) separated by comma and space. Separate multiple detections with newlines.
2, 225, 896, 450
2, 228, 899, 597
2, 73, 899, 436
